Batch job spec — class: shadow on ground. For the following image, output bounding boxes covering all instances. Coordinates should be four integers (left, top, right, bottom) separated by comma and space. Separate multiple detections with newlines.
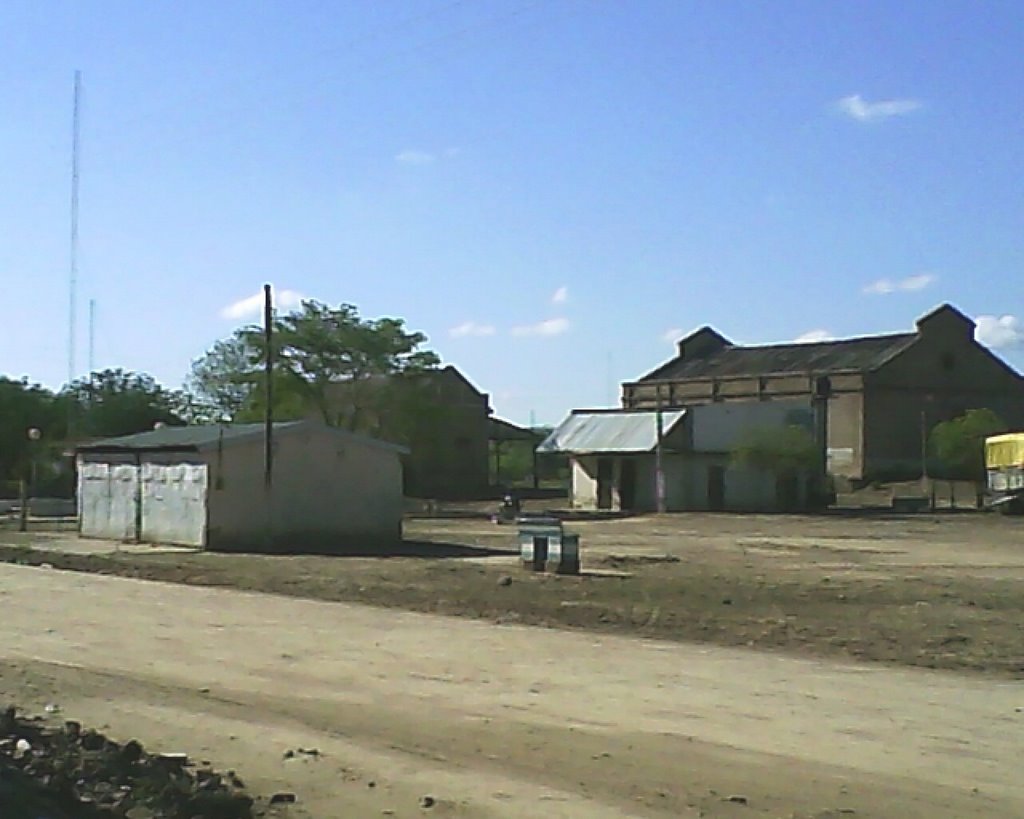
823, 506, 987, 520
210, 539, 518, 559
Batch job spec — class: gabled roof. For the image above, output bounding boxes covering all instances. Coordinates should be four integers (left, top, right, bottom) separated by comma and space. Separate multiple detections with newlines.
435, 365, 487, 399
325, 365, 485, 393
76, 420, 407, 455
537, 410, 687, 455
638, 332, 917, 382
75, 422, 297, 451
322, 365, 490, 412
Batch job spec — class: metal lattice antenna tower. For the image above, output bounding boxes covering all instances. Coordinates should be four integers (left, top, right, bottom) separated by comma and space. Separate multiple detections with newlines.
68, 70, 82, 385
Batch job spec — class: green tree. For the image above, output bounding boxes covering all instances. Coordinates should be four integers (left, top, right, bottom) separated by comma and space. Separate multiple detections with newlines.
0, 377, 65, 487
186, 337, 258, 422
269, 302, 440, 426
492, 427, 560, 488
929, 409, 1006, 504
731, 424, 819, 475
186, 300, 442, 439
64, 369, 184, 438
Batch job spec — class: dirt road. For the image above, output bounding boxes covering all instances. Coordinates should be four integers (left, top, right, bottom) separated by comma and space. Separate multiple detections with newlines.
0, 563, 1020, 818
7, 510, 1024, 677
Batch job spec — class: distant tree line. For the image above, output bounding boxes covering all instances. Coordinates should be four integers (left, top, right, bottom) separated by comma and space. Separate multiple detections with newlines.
1, 301, 446, 494
0, 369, 183, 494
15, 300, 1007, 504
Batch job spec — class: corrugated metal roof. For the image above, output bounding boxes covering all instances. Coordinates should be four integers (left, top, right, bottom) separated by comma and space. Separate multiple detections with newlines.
537, 410, 686, 455
639, 333, 917, 382
76, 422, 305, 452
76, 420, 408, 455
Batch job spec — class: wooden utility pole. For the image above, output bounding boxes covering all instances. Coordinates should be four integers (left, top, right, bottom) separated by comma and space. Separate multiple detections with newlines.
264, 284, 274, 490
17, 479, 28, 532
920, 409, 928, 491
812, 377, 831, 509
655, 387, 666, 514
262, 284, 275, 550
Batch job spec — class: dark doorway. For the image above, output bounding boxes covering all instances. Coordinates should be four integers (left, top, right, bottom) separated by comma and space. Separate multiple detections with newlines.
707, 465, 725, 511
619, 459, 637, 511
597, 458, 614, 509
531, 535, 549, 570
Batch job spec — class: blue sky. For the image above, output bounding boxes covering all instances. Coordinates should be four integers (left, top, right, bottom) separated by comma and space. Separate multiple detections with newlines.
2, 0, 1023, 425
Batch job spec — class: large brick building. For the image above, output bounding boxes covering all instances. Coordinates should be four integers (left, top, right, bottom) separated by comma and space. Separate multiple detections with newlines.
321, 365, 492, 499
621, 304, 1024, 482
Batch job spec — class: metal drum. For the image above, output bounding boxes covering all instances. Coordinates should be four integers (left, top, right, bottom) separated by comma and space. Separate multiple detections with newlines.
517, 516, 579, 574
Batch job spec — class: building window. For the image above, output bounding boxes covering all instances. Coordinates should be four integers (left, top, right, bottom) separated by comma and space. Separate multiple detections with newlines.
941, 352, 955, 372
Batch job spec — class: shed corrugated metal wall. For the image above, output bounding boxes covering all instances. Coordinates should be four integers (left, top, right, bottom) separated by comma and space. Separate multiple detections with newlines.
78, 460, 209, 547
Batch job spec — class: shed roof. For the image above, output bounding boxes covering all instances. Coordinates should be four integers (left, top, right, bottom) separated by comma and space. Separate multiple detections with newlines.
75, 420, 408, 455
639, 332, 917, 382
537, 410, 687, 455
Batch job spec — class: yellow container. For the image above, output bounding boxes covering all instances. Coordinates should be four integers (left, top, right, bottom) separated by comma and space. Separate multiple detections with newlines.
985, 433, 1024, 470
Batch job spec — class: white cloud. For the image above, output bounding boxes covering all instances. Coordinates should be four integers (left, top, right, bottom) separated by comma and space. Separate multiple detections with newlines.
395, 149, 436, 165
220, 288, 305, 320
662, 328, 683, 343
836, 94, 923, 122
511, 317, 570, 337
976, 315, 1024, 349
551, 286, 569, 305
864, 280, 896, 295
794, 329, 834, 343
902, 274, 935, 291
449, 321, 496, 338
863, 273, 936, 295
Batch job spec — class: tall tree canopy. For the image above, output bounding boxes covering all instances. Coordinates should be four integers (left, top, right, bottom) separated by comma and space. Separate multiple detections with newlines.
0, 369, 181, 492
187, 300, 442, 437
185, 338, 256, 422
62, 369, 184, 438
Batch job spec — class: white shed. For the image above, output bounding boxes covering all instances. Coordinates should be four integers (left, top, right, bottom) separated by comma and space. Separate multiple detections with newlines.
538, 401, 819, 513
76, 421, 407, 551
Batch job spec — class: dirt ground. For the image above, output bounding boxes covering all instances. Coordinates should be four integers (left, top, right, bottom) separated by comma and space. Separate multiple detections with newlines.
2, 511, 1024, 678
2, 561, 1022, 818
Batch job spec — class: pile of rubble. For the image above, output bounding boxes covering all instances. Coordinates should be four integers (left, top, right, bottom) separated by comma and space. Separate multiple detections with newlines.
0, 705, 255, 818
